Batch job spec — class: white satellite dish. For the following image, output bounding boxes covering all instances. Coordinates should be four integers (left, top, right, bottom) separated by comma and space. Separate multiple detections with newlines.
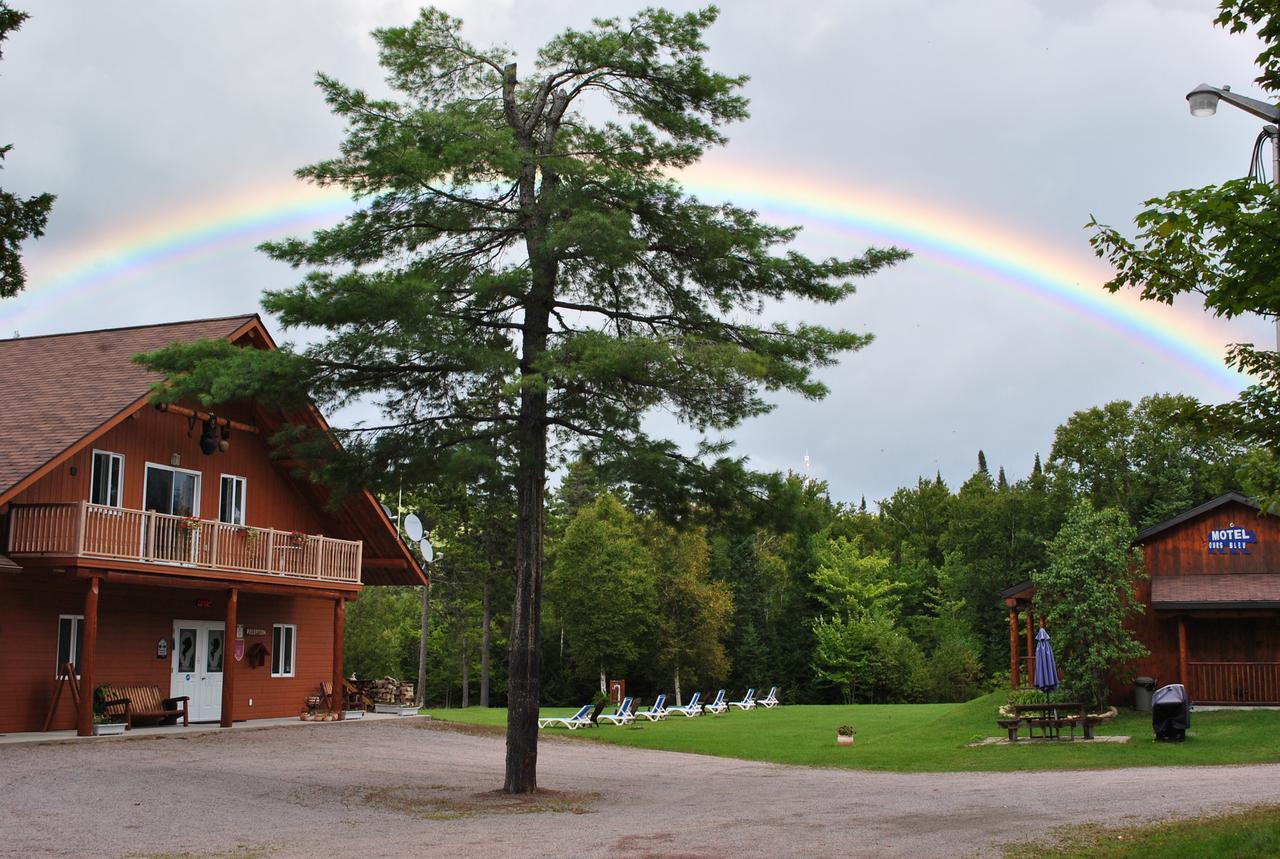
403, 513, 424, 542
381, 503, 394, 519
419, 537, 435, 563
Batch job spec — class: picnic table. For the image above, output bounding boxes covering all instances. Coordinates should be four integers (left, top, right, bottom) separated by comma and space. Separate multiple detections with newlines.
997, 702, 1104, 741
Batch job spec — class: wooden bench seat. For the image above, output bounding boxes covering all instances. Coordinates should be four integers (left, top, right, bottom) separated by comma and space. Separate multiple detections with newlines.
104, 684, 189, 729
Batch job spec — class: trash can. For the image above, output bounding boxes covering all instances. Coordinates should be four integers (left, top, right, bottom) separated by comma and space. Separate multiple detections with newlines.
1134, 676, 1157, 712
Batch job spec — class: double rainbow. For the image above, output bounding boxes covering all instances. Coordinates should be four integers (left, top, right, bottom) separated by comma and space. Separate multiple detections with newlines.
7, 163, 1251, 394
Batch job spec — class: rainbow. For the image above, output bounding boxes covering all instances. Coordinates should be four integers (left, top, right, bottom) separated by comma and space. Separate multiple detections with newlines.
6, 163, 1252, 394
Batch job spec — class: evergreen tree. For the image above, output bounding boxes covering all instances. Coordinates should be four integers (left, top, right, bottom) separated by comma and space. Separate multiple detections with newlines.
977, 450, 989, 475
0, 2, 54, 297
136, 7, 904, 792
996, 466, 1008, 490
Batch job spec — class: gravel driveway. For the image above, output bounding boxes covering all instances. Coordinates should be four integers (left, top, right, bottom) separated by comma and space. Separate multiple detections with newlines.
2, 717, 1277, 858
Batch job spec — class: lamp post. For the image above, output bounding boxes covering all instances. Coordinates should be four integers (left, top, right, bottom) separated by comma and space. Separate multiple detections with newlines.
1186, 83, 1280, 348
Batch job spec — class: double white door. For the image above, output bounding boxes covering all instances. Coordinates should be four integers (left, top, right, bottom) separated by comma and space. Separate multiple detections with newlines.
171, 621, 224, 722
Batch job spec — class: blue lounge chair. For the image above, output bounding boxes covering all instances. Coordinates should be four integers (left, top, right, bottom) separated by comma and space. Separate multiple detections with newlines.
758, 687, 779, 708
667, 691, 703, 717
537, 704, 594, 730
635, 694, 668, 721
728, 688, 756, 711
704, 689, 728, 715
597, 697, 635, 726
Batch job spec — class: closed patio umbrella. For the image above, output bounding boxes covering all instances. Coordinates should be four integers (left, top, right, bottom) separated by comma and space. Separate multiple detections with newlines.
1034, 627, 1059, 694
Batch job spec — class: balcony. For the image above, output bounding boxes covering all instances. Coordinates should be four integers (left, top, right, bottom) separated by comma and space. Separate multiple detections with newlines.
7, 501, 362, 585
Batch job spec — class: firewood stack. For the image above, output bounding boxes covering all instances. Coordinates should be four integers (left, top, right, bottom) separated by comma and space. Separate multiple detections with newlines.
352, 676, 415, 705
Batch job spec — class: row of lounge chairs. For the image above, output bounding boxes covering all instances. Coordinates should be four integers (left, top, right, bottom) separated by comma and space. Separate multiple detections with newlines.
538, 686, 779, 729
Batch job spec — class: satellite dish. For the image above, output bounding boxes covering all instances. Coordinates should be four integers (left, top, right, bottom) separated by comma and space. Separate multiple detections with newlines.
419, 537, 435, 563
381, 503, 394, 519
403, 513, 424, 541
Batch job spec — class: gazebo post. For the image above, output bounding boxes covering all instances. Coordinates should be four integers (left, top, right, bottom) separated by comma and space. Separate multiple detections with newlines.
1009, 608, 1020, 689
1026, 609, 1036, 682
1178, 615, 1189, 690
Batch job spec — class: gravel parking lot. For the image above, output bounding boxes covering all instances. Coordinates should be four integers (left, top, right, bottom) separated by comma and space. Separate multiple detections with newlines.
2, 717, 1278, 858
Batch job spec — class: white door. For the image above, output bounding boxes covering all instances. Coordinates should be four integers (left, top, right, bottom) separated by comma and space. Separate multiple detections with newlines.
171, 621, 224, 722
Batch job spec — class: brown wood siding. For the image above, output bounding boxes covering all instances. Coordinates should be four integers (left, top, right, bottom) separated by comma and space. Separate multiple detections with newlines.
12, 404, 335, 538
0, 570, 336, 733
1143, 501, 1280, 578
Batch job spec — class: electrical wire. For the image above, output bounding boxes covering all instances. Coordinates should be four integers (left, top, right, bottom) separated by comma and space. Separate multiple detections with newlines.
1249, 128, 1271, 183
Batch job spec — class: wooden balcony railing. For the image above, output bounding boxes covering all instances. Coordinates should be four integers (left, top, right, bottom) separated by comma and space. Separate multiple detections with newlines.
1187, 661, 1280, 705
7, 501, 362, 585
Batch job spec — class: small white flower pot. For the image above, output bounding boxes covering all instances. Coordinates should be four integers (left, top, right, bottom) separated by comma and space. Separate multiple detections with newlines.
836, 734, 855, 746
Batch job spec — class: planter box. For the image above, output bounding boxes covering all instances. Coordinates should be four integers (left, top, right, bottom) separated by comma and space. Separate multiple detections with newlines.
93, 722, 127, 736
374, 704, 420, 716
343, 710, 365, 720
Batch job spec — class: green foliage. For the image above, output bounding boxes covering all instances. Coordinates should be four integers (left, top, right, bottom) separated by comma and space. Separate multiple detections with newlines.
648, 521, 733, 689
345, 586, 422, 680
1034, 502, 1148, 709
546, 494, 656, 687
0, 2, 55, 298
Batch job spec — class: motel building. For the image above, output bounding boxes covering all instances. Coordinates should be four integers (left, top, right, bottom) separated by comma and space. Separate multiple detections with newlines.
0, 316, 426, 736
1004, 492, 1280, 706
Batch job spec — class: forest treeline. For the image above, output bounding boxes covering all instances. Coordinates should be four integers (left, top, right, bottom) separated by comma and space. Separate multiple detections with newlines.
346, 393, 1253, 706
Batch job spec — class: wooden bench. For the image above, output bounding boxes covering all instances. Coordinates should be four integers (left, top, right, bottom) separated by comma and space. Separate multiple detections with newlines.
104, 684, 189, 729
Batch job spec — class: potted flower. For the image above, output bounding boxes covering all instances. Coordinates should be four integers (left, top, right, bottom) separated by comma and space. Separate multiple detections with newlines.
176, 516, 202, 534
236, 526, 261, 549
836, 724, 856, 746
287, 530, 311, 547
92, 685, 127, 736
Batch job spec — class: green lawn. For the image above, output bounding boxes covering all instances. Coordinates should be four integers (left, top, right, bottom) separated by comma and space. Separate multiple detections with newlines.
424, 693, 1280, 772
1006, 805, 1280, 858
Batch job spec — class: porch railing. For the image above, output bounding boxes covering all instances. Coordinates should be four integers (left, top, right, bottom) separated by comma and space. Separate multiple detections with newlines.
1187, 661, 1280, 705
7, 501, 362, 585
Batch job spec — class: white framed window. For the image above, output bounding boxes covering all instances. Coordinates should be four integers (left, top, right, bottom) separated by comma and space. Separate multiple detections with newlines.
219, 474, 246, 525
56, 614, 85, 677
143, 462, 201, 517
271, 624, 296, 677
90, 450, 124, 507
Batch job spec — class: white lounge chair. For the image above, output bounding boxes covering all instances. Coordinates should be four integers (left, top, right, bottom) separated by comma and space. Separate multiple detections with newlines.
704, 689, 728, 715
537, 704, 594, 730
635, 694, 668, 721
758, 687, 779, 708
728, 688, 756, 711
667, 691, 703, 717
597, 697, 635, 726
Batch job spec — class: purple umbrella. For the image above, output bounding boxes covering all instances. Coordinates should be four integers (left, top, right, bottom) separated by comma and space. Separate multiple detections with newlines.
1034, 627, 1059, 694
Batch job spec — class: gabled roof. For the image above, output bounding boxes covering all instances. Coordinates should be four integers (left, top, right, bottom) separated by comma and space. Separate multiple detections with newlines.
0, 314, 425, 587
0, 315, 260, 502
1134, 492, 1260, 544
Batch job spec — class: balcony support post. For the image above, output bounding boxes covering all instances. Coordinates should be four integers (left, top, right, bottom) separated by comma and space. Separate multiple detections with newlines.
77, 573, 101, 737
332, 597, 346, 719
221, 587, 238, 728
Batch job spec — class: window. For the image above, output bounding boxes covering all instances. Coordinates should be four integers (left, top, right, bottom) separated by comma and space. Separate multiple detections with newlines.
271, 624, 296, 677
90, 451, 123, 507
219, 475, 246, 525
143, 463, 200, 517
56, 615, 84, 677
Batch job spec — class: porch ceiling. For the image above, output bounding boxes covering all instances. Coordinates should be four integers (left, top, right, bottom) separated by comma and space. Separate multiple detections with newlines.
1152, 574, 1280, 610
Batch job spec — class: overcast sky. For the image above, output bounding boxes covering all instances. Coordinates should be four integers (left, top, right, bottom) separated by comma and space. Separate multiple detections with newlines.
2, 0, 1273, 504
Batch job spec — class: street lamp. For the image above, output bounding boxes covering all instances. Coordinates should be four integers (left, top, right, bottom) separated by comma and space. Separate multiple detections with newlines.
1186, 83, 1280, 349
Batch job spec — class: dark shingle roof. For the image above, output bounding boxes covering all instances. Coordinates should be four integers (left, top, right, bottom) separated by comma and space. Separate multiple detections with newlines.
0, 315, 257, 500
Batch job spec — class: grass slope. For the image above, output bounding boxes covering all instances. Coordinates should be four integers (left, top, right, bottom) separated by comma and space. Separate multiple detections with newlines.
425, 692, 1280, 772
1006, 804, 1280, 857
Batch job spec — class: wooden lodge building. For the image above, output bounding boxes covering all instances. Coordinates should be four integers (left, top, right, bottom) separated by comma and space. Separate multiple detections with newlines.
0, 315, 426, 736
1004, 492, 1280, 706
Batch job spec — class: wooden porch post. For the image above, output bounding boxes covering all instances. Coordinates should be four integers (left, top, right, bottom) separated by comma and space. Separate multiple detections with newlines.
1178, 615, 1189, 690
221, 587, 238, 728
1026, 609, 1036, 682
332, 597, 345, 719
1008, 607, 1020, 689
77, 575, 101, 737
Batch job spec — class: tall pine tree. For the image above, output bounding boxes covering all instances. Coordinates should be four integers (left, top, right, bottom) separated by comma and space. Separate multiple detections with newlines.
137, 7, 905, 792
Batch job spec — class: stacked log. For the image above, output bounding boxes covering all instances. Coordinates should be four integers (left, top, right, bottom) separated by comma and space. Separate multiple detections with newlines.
353, 676, 415, 705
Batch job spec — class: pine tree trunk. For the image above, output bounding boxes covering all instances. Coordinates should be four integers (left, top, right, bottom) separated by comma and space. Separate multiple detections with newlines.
674, 666, 682, 707
416, 582, 431, 708
600, 667, 607, 695
504, 252, 552, 794
461, 637, 470, 708
480, 573, 492, 708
